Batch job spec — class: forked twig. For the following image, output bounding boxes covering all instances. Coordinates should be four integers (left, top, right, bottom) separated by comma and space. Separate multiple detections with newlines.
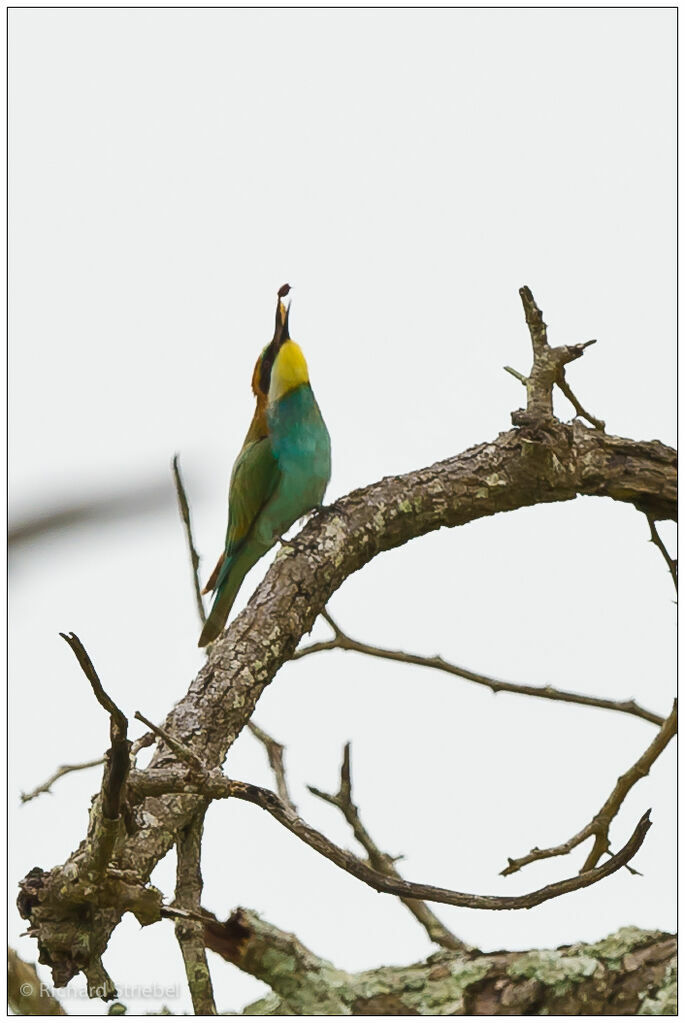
309, 743, 470, 951
502, 700, 677, 877
247, 721, 297, 813
21, 758, 105, 803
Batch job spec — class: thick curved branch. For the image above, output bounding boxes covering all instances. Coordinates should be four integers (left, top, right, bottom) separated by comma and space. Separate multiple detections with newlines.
294, 611, 665, 727
502, 700, 677, 877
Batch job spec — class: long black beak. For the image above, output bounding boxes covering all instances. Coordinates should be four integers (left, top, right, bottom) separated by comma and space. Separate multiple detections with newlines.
259, 286, 291, 394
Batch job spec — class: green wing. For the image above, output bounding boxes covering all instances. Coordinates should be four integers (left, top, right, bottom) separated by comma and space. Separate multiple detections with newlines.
224, 435, 281, 557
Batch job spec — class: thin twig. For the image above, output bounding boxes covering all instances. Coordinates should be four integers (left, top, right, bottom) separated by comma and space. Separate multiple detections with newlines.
556, 366, 605, 431
21, 759, 105, 803
505, 338, 605, 432
293, 612, 665, 728
128, 767, 652, 912
134, 711, 206, 774
519, 285, 549, 355
59, 632, 130, 874
504, 365, 528, 384
20, 732, 153, 805
60, 632, 127, 734
247, 721, 298, 813
173, 809, 217, 1015
309, 743, 470, 951
172, 454, 206, 626
646, 514, 677, 592
502, 700, 677, 877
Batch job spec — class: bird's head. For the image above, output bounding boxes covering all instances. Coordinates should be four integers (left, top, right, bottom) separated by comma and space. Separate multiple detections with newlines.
257, 284, 310, 403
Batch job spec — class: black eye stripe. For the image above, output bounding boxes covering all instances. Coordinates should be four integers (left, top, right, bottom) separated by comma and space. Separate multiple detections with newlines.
259, 342, 279, 394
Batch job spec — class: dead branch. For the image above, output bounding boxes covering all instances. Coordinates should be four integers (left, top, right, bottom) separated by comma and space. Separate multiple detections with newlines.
20, 732, 154, 806
247, 721, 297, 813
59, 633, 130, 874
555, 366, 606, 431
511, 286, 603, 428
646, 514, 677, 592
293, 610, 665, 727
502, 700, 677, 877
134, 710, 207, 775
21, 758, 105, 804
173, 809, 216, 1015
308, 742, 470, 951
127, 765, 652, 912
172, 453, 207, 626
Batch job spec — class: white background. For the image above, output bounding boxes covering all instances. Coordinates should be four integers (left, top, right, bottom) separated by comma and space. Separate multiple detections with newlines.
9, 8, 676, 1015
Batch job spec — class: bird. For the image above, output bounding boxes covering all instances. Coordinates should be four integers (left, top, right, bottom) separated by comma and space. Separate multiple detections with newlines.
198, 286, 331, 647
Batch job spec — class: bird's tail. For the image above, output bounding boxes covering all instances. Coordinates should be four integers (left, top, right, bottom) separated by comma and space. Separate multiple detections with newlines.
198, 543, 266, 647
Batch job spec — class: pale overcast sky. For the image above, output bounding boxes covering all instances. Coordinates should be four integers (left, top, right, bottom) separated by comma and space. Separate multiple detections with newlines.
9, 8, 676, 1015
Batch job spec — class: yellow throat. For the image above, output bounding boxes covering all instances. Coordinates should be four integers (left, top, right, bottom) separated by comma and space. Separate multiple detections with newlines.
269, 340, 310, 402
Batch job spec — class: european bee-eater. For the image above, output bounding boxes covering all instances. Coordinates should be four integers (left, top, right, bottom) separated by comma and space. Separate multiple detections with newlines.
198, 288, 331, 647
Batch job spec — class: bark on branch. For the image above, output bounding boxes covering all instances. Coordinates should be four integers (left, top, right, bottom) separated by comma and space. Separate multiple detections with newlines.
204, 910, 676, 1016
173, 809, 216, 1015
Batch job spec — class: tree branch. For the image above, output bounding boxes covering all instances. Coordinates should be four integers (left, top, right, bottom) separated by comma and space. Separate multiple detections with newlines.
134, 711, 207, 775
20, 288, 677, 992
247, 721, 297, 813
21, 758, 106, 804
172, 453, 207, 626
556, 366, 606, 431
203, 911, 676, 1017
514, 286, 603, 428
59, 633, 130, 874
308, 742, 470, 951
173, 809, 216, 1015
8, 948, 67, 1015
502, 700, 677, 877
229, 785, 652, 911
128, 767, 652, 912
294, 611, 665, 727
646, 514, 677, 592
20, 734, 155, 806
